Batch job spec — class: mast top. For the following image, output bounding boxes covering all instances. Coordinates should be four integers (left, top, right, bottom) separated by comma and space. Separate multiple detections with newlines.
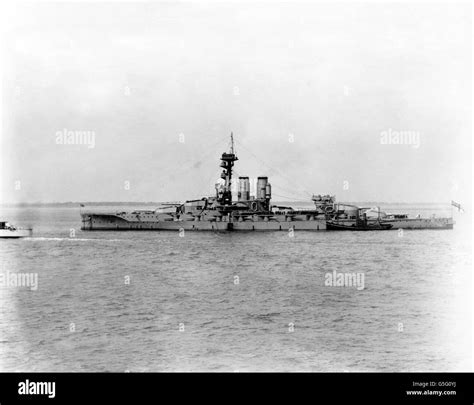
221, 132, 238, 162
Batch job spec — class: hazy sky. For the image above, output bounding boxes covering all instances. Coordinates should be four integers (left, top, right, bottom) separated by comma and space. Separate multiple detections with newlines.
1, 2, 471, 204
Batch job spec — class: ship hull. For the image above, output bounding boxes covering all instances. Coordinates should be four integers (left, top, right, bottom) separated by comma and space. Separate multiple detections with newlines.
81, 214, 454, 231
232, 220, 326, 231
0, 229, 32, 238
81, 213, 327, 231
329, 218, 454, 230
380, 218, 454, 230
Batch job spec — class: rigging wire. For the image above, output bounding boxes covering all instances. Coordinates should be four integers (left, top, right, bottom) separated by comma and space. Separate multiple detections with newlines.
234, 138, 313, 198
271, 192, 306, 201
233, 168, 308, 201
271, 184, 308, 201
152, 136, 229, 184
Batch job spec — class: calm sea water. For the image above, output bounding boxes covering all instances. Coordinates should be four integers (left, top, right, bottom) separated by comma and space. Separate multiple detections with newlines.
0, 204, 471, 371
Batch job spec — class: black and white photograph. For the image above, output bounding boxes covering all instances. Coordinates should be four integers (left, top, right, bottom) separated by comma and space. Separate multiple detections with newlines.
0, 0, 472, 399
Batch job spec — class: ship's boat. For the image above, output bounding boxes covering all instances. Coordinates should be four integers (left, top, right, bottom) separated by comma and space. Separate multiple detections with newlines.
326, 205, 393, 230
326, 221, 393, 231
0, 221, 32, 238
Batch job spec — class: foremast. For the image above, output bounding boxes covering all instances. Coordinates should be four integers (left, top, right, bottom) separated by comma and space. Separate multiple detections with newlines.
217, 133, 238, 206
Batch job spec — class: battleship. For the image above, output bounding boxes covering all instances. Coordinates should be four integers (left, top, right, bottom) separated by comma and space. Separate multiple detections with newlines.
81, 134, 454, 232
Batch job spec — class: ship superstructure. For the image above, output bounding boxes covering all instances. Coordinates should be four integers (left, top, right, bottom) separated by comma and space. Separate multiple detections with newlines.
81, 134, 454, 231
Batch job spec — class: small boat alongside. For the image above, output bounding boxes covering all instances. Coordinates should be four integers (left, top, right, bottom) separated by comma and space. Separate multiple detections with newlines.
0, 221, 32, 238
325, 204, 455, 231
326, 220, 393, 231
